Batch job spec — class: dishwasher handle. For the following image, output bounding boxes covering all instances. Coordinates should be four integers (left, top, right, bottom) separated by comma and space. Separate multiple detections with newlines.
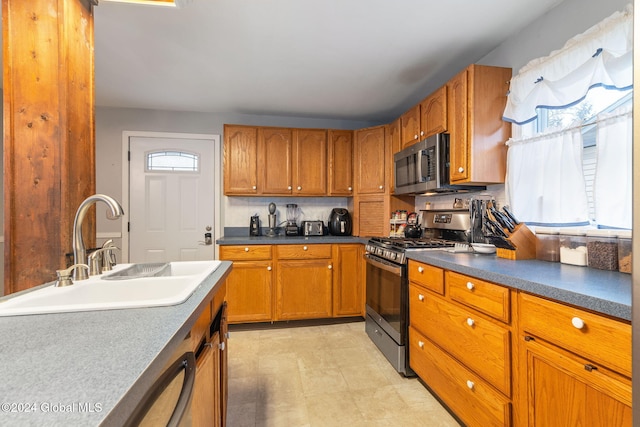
124, 351, 196, 427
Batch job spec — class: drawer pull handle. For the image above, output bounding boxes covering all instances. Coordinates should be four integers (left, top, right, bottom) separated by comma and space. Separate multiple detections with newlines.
418, 341, 425, 349
417, 266, 424, 273
303, 246, 308, 251
571, 317, 585, 329
418, 294, 425, 301
584, 364, 598, 372
466, 380, 475, 390
466, 318, 475, 327
524, 335, 534, 342
466, 281, 474, 290
267, 266, 272, 271
244, 247, 249, 252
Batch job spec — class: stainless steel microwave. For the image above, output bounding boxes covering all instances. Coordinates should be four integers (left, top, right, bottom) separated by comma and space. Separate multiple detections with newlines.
393, 133, 483, 195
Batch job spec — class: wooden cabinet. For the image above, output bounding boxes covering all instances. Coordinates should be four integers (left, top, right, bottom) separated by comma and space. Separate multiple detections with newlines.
258, 127, 293, 194
447, 64, 511, 184
276, 244, 333, 320
400, 104, 421, 148
354, 125, 386, 194
409, 261, 514, 427
420, 85, 447, 138
332, 244, 364, 317
518, 293, 631, 427
223, 125, 258, 195
221, 243, 365, 322
219, 245, 273, 323
328, 130, 354, 195
293, 129, 327, 195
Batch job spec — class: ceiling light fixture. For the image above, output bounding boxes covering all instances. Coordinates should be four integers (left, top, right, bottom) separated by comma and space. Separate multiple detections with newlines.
96, 0, 194, 8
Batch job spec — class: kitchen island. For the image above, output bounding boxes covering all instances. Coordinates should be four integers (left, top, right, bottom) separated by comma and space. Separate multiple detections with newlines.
0, 261, 231, 426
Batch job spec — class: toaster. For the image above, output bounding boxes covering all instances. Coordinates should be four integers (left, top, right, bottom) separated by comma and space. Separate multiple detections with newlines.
301, 221, 325, 236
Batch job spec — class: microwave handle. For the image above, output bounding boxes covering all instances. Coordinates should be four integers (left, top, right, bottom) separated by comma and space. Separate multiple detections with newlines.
416, 149, 428, 182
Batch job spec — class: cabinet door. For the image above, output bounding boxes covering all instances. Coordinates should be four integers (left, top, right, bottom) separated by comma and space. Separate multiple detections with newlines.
192, 341, 217, 427
258, 127, 293, 194
420, 85, 447, 137
223, 125, 258, 195
522, 337, 631, 427
328, 130, 354, 196
224, 260, 273, 323
400, 104, 421, 148
332, 244, 363, 317
293, 129, 327, 195
276, 259, 333, 320
448, 68, 470, 182
354, 126, 386, 194
386, 119, 401, 193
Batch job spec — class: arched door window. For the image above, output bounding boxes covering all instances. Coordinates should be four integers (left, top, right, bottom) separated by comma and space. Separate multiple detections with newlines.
146, 150, 200, 173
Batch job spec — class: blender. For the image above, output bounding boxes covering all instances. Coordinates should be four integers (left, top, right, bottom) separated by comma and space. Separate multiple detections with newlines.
285, 204, 300, 236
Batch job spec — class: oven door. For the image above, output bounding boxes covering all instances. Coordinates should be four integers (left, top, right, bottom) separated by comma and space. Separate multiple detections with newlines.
364, 253, 406, 345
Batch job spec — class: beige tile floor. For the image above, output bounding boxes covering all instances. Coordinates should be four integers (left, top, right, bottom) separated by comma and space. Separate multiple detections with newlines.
227, 320, 462, 427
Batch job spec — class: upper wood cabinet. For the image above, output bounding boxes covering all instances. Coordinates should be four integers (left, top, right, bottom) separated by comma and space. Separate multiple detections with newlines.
400, 105, 421, 148
259, 127, 293, 194
354, 125, 387, 194
420, 85, 447, 138
223, 125, 258, 195
293, 129, 327, 195
447, 64, 512, 184
386, 118, 401, 193
328, 130, 354, 196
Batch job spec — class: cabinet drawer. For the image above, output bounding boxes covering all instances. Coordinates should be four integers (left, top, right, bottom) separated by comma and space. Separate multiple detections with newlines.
519, 293, 631, 377
408, 260, 444, 295
276, 244, 332, 259
411, 288, 511, 395
219, 245, 272, 261
410, 327, 511, 427
447, 271, 510, 323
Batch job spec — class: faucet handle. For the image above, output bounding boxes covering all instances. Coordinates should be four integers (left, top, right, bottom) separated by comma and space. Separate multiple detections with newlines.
88, 250, 104, 276
56, 264, 89, 287
102, 246, 120, 272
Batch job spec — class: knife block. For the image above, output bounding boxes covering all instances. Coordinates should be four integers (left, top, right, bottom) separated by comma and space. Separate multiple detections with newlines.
495, 224, 537, 260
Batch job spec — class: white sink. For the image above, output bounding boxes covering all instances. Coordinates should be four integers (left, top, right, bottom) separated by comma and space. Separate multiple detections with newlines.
0, 260, 222, 317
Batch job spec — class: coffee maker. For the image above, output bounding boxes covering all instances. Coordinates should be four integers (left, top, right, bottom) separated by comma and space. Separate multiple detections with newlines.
285, 204, 300, 236
249, 215, 261, 236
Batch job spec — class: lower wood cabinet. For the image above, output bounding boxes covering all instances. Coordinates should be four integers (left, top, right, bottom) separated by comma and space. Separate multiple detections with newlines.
220, 243, 365, 323
408, 259, 632, 427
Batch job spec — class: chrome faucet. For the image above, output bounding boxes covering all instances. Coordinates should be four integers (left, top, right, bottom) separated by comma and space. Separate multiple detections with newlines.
73, 194, 124, 280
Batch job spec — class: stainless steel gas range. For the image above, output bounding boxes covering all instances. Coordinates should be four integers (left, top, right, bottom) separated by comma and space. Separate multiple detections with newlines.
364, 209, 471, 376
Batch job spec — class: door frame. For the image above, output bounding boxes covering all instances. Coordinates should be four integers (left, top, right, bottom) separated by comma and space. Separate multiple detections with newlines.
121, 131, 221, 262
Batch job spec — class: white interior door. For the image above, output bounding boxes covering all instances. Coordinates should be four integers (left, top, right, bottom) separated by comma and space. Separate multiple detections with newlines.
129, 136, 215, 263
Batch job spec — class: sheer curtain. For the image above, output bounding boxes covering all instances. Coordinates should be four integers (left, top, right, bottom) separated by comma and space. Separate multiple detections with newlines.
594, 105, 632, 228
506, 128, 589, 226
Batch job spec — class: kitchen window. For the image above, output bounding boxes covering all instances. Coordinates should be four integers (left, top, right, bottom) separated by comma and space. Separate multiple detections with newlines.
503, 4, 632, 229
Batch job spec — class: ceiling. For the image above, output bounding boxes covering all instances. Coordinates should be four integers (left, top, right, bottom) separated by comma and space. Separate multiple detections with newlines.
93, 0, 566, 123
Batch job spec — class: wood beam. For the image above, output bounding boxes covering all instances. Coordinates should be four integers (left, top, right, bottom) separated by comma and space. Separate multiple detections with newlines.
3, 0, 96, 294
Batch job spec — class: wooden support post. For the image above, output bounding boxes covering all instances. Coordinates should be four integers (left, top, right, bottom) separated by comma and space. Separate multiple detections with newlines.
3, 0, 96, 294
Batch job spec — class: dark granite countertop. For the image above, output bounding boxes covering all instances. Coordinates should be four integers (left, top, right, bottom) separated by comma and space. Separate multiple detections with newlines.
0, 261, 232, 426
406, 250, 631, 321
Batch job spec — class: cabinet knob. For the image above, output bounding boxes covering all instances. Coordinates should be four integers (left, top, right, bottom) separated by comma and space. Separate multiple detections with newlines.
420, 131, 425, 136
267, 266, 272, 271
458, 166, 464, 173
297, 186, 302, 190
414, 134, 418, 140
219, 341, 226, 351
466, 380, 475, 390
288, 185, 292, 190
466, 318, 475, 327
252, 185, 257, 190
244, 247, 249, 252
417, 266, 424, 273
303, 246, 308, 251
348, 186, 353, 191
379, 185, 384, 190
466, 281, 474, 290
328, 264, 332, 270
571, 317, 585, 329
418, 294, 425, 301
418, 341, 425, 349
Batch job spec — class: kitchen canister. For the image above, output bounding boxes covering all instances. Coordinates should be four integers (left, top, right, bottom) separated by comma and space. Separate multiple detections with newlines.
617, 229, 632, 274
586, 229, 618, 271
535, 227, 560, 262
558, 229, 588, 266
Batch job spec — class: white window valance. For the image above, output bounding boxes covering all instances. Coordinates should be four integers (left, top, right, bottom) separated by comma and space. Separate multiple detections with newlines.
503, 4, 633, 125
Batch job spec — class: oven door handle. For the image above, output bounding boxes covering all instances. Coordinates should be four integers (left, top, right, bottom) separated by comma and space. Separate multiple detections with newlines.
364, 254, 403, 277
